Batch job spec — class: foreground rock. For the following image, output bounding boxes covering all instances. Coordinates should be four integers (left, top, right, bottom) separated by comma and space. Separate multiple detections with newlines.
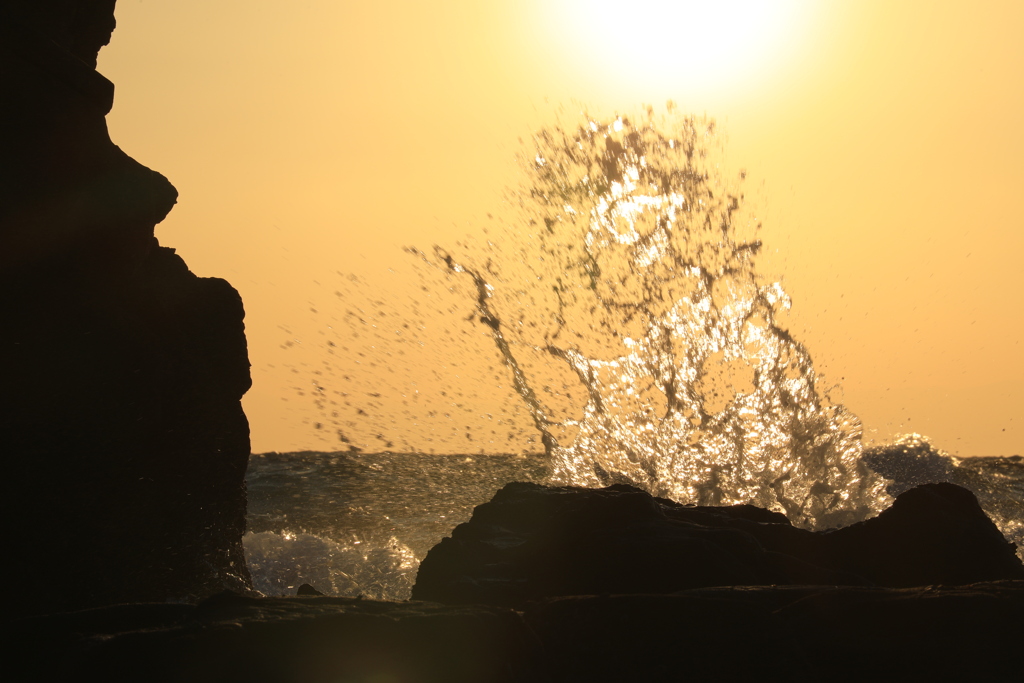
413, 482, 1024, 607
1, 1, 252, 615
528, 582, 1024, 682
9, 584, 1023, 682
8, 592, 541, 683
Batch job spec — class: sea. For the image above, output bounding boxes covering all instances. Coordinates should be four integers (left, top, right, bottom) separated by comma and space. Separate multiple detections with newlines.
246, 112, 1023, 600
243, 448, 1023, 601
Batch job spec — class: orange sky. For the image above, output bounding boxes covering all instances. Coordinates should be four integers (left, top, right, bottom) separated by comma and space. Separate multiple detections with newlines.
98, 0, 1022, 456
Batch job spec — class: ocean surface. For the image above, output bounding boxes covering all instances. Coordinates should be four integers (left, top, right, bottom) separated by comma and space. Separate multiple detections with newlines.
244, 448, 1023, 601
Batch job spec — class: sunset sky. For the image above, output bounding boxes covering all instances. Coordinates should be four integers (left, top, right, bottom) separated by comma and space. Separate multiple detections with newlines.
98, 0, 1022, 457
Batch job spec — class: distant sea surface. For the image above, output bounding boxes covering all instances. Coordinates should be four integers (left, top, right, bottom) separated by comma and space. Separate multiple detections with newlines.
243, 450, 1023, 601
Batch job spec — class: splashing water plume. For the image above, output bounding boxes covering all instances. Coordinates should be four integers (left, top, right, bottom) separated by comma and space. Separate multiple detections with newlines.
417, 111, 891, 529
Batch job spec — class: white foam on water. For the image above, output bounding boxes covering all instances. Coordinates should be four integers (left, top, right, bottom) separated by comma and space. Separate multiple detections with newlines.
243, 530, 417, 600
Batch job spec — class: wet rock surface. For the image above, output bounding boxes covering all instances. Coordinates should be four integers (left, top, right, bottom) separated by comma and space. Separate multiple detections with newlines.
413, 482, 1024, 607
9, 583, 1023, 682
2, 0, 252, 615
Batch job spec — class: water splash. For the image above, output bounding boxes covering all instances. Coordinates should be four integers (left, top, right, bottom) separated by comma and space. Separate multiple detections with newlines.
419, 111, 891, 529
244, 530, 417, 600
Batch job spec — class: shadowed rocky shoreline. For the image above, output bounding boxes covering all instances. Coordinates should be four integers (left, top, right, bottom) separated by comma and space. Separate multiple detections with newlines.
8, 482, 1024, 682
8, 583, 1024, 682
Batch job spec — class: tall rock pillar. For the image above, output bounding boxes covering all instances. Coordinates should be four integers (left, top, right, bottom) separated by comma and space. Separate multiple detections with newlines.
1, 0, 253, 616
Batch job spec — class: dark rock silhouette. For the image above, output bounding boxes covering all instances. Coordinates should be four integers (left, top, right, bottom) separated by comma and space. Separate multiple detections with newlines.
826, 481, 1022, 586
412, 482, 1024, 607
1, 0, 252, 616
9, 584, 1023, 682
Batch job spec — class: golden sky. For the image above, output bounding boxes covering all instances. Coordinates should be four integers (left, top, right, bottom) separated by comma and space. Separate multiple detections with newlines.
99, 0, 1022, 456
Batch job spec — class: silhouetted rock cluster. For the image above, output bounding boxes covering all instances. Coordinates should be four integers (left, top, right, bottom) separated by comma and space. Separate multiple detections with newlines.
1, 0, 252, 616
413, 481, 1024, 607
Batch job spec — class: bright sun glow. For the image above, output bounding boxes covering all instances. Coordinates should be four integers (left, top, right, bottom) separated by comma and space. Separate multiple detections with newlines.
552, 0, 813, 98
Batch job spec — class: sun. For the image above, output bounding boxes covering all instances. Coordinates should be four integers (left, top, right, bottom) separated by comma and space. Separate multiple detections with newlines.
549, 0, 813, 99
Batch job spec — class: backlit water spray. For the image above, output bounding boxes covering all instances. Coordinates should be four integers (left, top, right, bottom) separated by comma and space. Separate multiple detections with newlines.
413, 111, 891, 530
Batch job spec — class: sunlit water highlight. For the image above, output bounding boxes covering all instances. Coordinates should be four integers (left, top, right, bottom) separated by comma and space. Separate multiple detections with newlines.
419, 112, 889, 530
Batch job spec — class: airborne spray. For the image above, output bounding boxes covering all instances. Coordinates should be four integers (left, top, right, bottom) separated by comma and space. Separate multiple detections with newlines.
415, 110, 891, 530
